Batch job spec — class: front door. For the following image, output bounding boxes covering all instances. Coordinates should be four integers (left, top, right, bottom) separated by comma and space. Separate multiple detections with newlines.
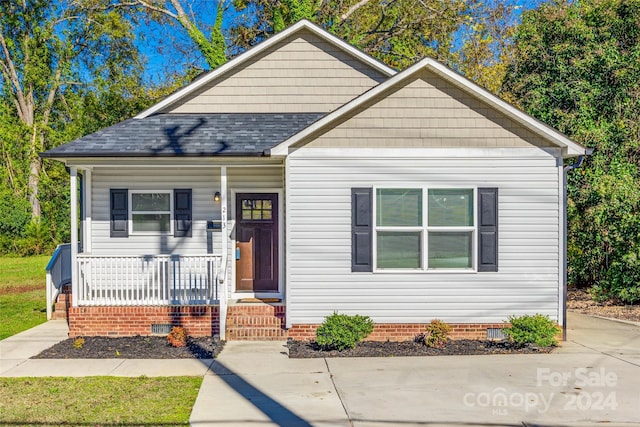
235, 193, 279, 293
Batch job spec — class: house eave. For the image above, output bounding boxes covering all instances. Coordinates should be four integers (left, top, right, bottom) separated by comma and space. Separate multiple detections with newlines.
41, 155, 285, 170
40, 152, 267, 159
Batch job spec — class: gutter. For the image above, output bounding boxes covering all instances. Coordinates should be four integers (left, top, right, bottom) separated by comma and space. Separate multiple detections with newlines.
561, 148, 593, 340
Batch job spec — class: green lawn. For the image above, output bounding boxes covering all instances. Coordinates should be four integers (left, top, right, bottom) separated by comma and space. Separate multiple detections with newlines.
0, 255, 49, 340
0, 376, 202, 425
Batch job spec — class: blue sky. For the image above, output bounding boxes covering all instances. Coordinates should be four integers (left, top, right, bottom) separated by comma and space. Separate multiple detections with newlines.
136, 0, 548, 84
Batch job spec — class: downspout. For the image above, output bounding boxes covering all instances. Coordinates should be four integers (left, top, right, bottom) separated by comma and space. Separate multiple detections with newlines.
562, 149, 592, 340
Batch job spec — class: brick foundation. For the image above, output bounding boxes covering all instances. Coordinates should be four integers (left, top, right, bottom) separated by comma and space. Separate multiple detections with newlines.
68, 306, 219, 338
66, 302, 507, 342
288, 322, 508, 341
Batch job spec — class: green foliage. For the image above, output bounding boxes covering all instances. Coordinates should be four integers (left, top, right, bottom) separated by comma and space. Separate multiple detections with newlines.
416, 319, 451, 348
0, 190, 30, 238
315, 312, 374, 351
231, 0, 516, 73
208, 2, 228, 68
505, 0, 640, 303
0, 0, 154, 254
502, 314, 560, 347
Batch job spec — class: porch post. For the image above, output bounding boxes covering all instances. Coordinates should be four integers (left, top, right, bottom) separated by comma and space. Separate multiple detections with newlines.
84, 169, 92, 253
219, 166, 228, 340
70, 166, 78, 307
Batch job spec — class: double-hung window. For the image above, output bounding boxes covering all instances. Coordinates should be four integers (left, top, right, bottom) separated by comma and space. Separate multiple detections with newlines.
130, 191, 172, 233
376, 189, 423, 269
427, 189, 474, 269
375, 187, 476, 271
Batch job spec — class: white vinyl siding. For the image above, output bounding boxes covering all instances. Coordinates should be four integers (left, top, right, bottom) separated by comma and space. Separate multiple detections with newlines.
89, 166, 283, 258
286, 148, 561, 325
166, 30, 387, 114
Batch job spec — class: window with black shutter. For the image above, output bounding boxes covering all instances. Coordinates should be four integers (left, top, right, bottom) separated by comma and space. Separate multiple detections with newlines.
351, 188, 372, 272
174, 189, 192, 238
477, 187, 499, 272
351, 186, 499, 272
110, 189, 128, 238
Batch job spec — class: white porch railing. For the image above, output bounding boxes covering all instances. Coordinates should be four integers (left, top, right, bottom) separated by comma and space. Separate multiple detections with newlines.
76, 254, 222, 306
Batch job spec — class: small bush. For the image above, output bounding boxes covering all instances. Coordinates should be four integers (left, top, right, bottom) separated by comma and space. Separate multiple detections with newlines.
422, 319, 451, 348
167, 327, 188, 348
73, 337, 85, 349
502, 314, 560, 347
315, 312, 374, 351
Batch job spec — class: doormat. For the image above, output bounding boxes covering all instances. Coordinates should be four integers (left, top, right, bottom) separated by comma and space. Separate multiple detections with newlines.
238, 297, 281, 303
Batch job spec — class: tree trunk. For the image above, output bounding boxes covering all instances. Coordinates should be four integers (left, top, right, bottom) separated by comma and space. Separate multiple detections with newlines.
27, 125, 41, 219
28, 156, 42, 219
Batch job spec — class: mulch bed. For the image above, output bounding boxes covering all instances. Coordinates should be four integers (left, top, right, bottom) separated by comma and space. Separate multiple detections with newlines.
33, 336, 224, 359
568, 287, 640, 322
288, 339, 554, 358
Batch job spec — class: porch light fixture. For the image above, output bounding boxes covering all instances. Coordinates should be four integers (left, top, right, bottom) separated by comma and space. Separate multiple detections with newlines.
214, 191, 221, 202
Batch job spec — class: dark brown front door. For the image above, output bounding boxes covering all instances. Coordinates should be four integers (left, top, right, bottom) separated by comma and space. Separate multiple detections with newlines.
236, 193, 279, 292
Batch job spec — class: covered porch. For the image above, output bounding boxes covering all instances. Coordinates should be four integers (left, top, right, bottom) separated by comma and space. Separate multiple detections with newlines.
46, 161, 287, 339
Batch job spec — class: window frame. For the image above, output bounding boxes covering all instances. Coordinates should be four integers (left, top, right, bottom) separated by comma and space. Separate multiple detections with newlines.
128, 190, 174, 235
373, 185, 477, 273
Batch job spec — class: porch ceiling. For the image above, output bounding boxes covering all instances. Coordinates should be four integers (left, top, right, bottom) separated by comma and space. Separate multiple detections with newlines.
41, 113, 325, 158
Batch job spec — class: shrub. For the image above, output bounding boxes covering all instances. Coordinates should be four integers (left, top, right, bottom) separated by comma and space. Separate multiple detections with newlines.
315, 312, 374, 351
502, 314, 560, 347
73, 337, 85, 349
419, 319, 451, 348
167, 326, 188, 348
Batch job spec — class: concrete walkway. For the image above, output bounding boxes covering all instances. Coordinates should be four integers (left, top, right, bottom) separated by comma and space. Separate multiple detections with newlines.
0, 321, 212, 377
1, 312, 639, 427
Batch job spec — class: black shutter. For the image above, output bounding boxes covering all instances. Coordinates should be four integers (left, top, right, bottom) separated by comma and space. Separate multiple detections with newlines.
174, 189, 192, 238
110, 189, 128, 238
352, 188, 372, 272
478, 187, 498, 272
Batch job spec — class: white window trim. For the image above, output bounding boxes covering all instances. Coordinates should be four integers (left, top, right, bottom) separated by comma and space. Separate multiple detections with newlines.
373, 186, 478, 273
128, 190, 173, 235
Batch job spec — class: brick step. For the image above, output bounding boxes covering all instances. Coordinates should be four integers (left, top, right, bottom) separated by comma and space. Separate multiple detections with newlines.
51, 311, 68, 320
52, 291, 71, 321
226, 316, 285, 327
227, 306, 285, 316
226, 327, 287, 341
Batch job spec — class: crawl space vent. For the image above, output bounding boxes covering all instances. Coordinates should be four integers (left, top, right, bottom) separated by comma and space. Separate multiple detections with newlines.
151, 324, 172, 335
486, 328, 506, 340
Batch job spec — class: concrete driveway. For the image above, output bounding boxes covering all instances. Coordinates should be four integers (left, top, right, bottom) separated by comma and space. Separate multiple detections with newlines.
192, 312, 640, 427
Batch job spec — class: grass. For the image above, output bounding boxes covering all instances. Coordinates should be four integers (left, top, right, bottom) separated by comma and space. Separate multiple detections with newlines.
0, 376, 202, 425
0, 255, 49, 290
0, 255, 49, 340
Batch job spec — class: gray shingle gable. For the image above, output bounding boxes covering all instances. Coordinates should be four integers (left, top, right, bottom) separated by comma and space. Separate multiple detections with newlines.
41, 113, 325, 158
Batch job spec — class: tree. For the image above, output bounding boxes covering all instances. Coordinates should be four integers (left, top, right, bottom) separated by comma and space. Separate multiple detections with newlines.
0, 0, 144, 250
119, 0, 228, 69
231, 0, 523, 78
504, 0, 640, 303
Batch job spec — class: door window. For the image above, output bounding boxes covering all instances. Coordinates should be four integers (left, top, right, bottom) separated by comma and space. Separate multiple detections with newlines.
241, 199, 273, 220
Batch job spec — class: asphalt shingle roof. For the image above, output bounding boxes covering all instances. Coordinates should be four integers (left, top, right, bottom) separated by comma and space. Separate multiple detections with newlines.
41, 113, 325, 158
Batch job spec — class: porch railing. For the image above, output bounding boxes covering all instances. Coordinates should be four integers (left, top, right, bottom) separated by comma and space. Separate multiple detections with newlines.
45, 243, 72, 320
76, 254, 222, 306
